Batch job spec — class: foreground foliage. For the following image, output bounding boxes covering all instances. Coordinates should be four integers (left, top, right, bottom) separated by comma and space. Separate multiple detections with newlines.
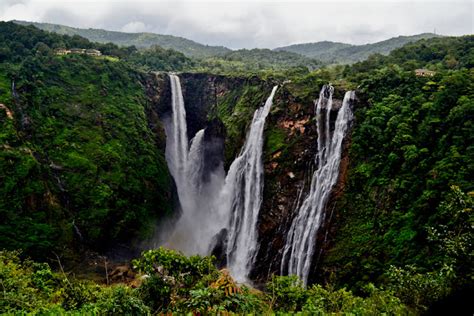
0, 249, 411, 315
0, 250, 150, 314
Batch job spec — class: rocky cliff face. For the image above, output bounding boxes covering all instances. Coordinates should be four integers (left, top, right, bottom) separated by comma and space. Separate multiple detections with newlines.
253, 88, 357, 285
145, 72, 356, 284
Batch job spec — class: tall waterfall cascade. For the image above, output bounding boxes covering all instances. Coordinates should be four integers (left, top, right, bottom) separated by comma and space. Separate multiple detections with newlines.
220, 86, 278, 283
166, 74, 189, 187
163, 74, 224, 255
281, 86, 354, 285
163, 76, 352, 285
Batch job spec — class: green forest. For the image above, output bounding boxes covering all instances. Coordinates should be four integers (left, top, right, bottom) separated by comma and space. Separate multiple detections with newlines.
0, 20, 472, 315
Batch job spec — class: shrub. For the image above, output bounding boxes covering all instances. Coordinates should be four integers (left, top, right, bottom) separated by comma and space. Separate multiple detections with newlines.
0, 250, 60, 313
138, 275, 172, 312
134, 249, 266, 314
60, 280, 102, 310
208, 270, 265, 314
303, 283, 410, 315
387, 265, 452, 311
177, 279, 264, 314
266, 275, 308, 312
84, 285, 150, 315
132, 247, 218, 288
224, 286, 265, 314
185, 287, 222, 313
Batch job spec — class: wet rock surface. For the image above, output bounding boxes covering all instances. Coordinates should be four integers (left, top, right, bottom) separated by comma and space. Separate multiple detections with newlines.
253, 88, 358, 284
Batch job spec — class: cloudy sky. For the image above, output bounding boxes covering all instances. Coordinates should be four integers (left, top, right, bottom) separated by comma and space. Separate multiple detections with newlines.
0, 0, 472, 49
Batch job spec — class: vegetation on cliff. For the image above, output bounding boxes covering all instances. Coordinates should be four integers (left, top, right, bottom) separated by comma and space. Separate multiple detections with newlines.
126, 45, 195, 71
195, 48, 321, 75
321, 35, 473, 312
0, 22, 172, 258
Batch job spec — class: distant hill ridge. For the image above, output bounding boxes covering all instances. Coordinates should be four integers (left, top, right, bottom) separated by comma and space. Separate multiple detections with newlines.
13, 20, 231, 58
275, 33, 442, 63
14, 20, 441, 64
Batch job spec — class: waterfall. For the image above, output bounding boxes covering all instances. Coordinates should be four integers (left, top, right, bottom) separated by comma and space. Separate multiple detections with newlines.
220, 85, 278, 283
185, 129, 206, 198
162, 76, 352, 285
166, 74, 189, 187
281, 86, 354, 285
162, 74, 225, 256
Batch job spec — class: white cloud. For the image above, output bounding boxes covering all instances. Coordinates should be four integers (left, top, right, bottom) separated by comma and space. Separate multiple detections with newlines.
0, 0, 472, 49
121, 21, 147, 33
0, 1, 42, 22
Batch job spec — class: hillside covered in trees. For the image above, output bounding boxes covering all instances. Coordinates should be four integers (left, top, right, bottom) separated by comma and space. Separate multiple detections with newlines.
0, 22, 173, 258
275, 33, 441, 64
13, 20, 231, 58
13, 20, 441, 67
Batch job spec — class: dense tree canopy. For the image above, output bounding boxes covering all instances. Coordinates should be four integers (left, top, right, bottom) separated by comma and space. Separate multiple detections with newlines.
0, 22, 172, 258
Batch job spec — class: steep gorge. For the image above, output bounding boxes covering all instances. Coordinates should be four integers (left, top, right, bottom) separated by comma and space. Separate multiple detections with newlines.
145, 71, 355, 285
0, 55, 357, 285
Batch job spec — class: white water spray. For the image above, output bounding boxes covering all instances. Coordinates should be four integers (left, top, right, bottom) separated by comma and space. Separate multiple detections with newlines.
163, 74, 224, 255
166, 74, 189, 187
220, 86, 278, 283
281, 87, 354, 285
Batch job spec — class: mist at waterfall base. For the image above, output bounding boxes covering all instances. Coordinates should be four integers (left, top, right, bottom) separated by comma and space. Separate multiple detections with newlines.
153, 74, 279, 283
155, 74, 226, 256
152, 74, 353, 286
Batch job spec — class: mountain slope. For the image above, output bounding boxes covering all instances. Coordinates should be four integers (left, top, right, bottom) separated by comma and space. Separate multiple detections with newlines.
276, 33, 441, 64
13, 20, 231, 58
274, 41, 351, 59
198, 48, 322, 74
0, 22, 172, 257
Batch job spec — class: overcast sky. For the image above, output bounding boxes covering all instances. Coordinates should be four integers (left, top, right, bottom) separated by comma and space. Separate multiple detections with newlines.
0, 0, 472, 49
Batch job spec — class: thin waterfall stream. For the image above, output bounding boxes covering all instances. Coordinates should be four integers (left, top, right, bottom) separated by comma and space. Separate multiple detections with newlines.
166, 74, 188, 188
281, 86, 354, 285
220, 85, 278, 283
